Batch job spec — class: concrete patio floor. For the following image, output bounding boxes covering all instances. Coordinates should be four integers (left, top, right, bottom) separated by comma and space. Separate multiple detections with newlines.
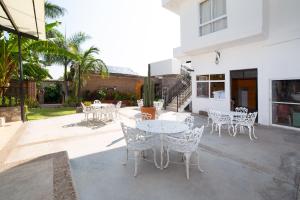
1, 107, 300, 200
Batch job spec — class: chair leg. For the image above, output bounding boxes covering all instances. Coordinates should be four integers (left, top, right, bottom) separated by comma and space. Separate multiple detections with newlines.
185, 152, 192, 180
197, 150, 204, 173
164, 148, 170, 169
233, 125, 238, 136
248, 126, 253, 141
218, 124, 222, 137
153, 148, 159, 169
122, 148, 128, 166
227, 124, 232, 136
252, 126, 258, 139
206, 118, 210, 127
210, 123, 214, 134
134, 151, 139, 177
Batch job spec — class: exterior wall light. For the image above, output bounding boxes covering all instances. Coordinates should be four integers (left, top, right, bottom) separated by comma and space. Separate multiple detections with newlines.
215, 50, 221, 65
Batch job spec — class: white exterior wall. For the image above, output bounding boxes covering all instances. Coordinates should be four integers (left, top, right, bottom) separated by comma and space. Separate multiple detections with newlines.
163, 0, 300, 126
150, 59, 181, 76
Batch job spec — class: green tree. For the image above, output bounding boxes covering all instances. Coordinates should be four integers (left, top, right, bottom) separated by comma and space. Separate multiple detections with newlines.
71, 46, 108, 99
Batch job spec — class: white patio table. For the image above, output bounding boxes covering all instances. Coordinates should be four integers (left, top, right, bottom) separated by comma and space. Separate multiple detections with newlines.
91, 103, 113, 109
136, 120, 189, 170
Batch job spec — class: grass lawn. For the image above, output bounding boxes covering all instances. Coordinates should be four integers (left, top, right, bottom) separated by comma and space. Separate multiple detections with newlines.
26, 107, 77, 121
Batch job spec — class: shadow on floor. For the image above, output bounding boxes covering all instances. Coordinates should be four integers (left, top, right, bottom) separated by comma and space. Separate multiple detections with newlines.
70, 146, 297, 200
62, 120, 107, 130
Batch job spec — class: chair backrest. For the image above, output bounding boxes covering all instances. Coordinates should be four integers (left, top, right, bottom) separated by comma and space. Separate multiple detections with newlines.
184, 116, 194, 129
137, 99, 143, 108
141, 113, 152, 120
94, 100, 101, 104
120, 122, 145, 145
245, 112, 258, 125
235, 107, 248, 113
116, 101, 122, 109
81, 102, 86, 111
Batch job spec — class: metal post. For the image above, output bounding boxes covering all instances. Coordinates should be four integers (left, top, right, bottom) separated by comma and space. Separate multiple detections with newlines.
18, 33, 25, 121
78, 64, 81, 103
176, 95, 178, 112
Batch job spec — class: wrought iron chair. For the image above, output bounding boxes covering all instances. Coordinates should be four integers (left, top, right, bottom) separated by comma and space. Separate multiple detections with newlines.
235, 107, 248, 113
233, 112, 258, 140
120, 123, 159, 176
93, 100, 101, 104
81, 102, 95, 121
115, 101, 122, 118
137, 99, 143, 110
164, 126, 205, 179
210, 110, 232, 137
184, 115, 195, 129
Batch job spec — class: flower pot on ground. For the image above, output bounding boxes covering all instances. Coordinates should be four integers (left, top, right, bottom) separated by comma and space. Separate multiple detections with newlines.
141, 64, 156, 119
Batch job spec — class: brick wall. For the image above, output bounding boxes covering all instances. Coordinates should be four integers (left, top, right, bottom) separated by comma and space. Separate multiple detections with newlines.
81, 74, 144, 99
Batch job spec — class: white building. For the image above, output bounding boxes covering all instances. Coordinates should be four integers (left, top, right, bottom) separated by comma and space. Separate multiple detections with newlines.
162, 0, 300, 129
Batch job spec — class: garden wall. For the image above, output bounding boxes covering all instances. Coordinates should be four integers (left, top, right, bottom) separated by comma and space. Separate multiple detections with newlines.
81, 73, 144, 99
0, 106, 21, 122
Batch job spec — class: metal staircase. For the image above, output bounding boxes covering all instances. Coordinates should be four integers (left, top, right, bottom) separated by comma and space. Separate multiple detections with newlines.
163, 66, 192, 112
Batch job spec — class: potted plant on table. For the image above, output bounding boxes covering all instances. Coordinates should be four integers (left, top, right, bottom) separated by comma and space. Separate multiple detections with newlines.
141, 64, 156, 119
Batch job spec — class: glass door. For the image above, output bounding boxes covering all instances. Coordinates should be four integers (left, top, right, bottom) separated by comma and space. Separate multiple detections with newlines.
272, 79, 300, 128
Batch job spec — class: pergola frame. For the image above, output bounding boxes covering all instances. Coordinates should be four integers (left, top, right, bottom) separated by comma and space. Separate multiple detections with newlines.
0, 0, 43, 121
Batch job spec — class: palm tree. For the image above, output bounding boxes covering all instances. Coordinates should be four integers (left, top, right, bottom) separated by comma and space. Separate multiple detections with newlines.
71, 46, 108, 99
45, 31, 90, 100
0, 29, 73, 95
45, 1, 66, 19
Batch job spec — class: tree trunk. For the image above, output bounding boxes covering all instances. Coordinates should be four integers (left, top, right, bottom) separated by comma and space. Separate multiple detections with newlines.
64, 64, 69, 101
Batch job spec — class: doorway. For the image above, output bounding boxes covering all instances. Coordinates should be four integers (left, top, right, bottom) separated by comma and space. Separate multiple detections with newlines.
230, 69, 258, 114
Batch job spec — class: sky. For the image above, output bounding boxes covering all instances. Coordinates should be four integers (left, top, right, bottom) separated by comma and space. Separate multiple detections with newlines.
48, 0, 180, 79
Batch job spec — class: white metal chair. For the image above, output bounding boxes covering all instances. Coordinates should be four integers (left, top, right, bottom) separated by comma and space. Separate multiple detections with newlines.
115, 101, 122, 118
233, 112, 258, 140
235, 107, 248, 113
135, 113, 152, 124
120, 123, 159, 176
81, 102, 95, 121
206, 109, 213, 127
94, 100, 101, 104
210, 110, 232, 137
154, 100, 164, 119
164, 126, 205, 179
184, 116, 195, 129
137, 99, 143, 110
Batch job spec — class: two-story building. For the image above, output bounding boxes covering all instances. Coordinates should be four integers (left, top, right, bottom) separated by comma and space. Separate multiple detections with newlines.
162, 0, 300, 129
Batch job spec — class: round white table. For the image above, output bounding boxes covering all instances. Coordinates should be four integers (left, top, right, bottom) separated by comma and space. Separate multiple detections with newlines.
137, 120, 189, 169
91, 103, 113, 109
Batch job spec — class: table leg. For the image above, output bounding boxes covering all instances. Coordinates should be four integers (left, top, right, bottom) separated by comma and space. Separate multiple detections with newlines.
160, 134, 164, 170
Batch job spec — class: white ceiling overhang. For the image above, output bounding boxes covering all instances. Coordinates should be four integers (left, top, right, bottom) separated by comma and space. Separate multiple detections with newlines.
0, 0, 45, 40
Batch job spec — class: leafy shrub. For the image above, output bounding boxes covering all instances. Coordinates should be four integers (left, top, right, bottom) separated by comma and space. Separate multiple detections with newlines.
44, 83, 62, 103
83, 101, 92, 106
25, 97, 39, 108
64, 96, 81, 107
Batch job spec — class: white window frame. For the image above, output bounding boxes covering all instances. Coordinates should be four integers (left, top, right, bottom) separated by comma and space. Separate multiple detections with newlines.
199, 0, 227, 36
196, 74, 225, 99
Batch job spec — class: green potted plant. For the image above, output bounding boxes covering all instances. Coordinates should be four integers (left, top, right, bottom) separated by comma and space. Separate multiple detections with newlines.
141, 64, 155, 119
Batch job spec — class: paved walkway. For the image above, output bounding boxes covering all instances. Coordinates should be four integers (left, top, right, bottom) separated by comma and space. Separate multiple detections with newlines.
1, 107, 300, 200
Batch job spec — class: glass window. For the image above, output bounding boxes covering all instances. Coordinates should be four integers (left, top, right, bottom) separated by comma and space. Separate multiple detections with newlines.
196, 75, 209, 81
211, 82, 225, 99
272, 79, 300, 128
197, 82, 209, 97
210, 74, 225, 80
199, 0, 227, 36
272, 80, 300, 103
196, 73, 225, 99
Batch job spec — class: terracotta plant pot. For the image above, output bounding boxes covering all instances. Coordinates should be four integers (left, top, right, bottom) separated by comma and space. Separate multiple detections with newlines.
141, 106, 156, 119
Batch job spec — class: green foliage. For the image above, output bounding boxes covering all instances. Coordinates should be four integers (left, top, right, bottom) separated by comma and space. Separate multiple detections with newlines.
25, 97, 39, 108
83, 101, 92, 106
143, 66, 154, 107
64, 96, 81, 107
26, 107, 76, 121
97, 89, 107, 100
0, 96, 19, 107
44, 83, 62, 103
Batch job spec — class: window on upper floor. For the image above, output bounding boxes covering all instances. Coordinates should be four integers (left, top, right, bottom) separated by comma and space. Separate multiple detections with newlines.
199, 0, 227, 36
